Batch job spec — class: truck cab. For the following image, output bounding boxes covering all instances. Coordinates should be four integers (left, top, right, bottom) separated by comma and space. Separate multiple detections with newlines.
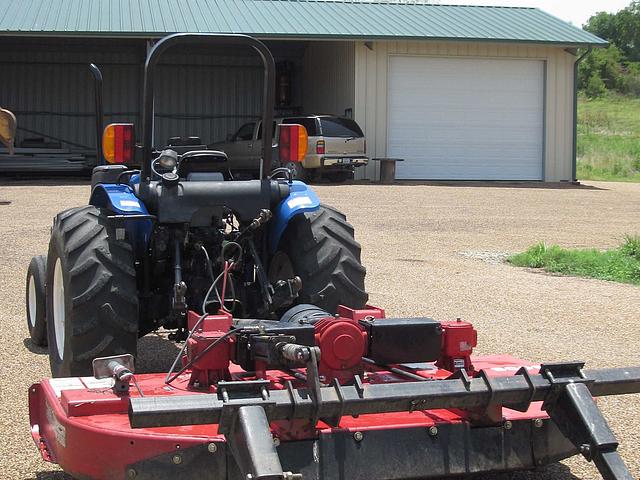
211, 115, 368, 181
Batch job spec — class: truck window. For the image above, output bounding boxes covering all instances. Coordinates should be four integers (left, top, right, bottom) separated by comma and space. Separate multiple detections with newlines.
234, 122, 255, 141
282, 117, 318, 136
257, 121, 276, 139
319, 118, 363, 138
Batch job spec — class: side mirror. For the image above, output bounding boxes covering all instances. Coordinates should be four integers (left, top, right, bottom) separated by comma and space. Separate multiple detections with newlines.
279, 124, 308, 163
103, 123, 135, 164
0, 107, 17, 155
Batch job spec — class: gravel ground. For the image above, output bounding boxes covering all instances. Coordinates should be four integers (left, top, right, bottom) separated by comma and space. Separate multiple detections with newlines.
1, 179, 639, 479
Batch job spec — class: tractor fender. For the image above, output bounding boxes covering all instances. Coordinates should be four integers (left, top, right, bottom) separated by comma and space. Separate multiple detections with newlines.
89, 183, 152, 256
269, 180, 320, 252
90, 183, 147, 214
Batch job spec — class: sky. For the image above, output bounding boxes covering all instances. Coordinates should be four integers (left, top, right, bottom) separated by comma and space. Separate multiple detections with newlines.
439, 1, 631, 27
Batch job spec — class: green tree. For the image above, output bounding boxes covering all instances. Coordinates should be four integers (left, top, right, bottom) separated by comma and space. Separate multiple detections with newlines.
579, 45, 625, 92
585, 73, 607, 98
613, 2, 640, 62
585, 1, 640, 61
585, 11, 617, 44
582, 1, 640, 96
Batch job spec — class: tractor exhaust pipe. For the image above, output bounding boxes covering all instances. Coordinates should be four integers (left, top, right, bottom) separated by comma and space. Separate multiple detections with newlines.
89, 64, 104, 165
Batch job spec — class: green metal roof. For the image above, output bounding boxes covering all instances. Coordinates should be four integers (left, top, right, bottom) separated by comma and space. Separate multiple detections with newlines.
0, 0, 607, 46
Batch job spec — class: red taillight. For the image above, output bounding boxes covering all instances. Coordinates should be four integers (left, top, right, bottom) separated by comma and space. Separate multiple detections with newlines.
316, 139, 325, 155
279, 124, 308, 163
103, 123, 135, 164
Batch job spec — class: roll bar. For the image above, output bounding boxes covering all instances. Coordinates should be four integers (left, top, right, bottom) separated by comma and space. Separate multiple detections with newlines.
140, 33, 276, 181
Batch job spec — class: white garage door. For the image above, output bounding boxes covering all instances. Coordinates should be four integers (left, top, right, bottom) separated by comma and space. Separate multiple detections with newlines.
388, 56, 544, 180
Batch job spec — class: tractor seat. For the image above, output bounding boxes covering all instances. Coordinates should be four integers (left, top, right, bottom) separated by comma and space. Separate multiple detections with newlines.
186, 172, 225, 182
166, 136, 207, 155
177, 150, 232, 181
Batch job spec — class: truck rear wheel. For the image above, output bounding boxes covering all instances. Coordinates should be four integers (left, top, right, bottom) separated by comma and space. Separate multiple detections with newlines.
271, 204, 367, 313
46, 206, 138, 377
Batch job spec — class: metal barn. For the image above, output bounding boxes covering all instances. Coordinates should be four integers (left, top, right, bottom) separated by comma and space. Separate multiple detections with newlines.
0, 0, 605, 181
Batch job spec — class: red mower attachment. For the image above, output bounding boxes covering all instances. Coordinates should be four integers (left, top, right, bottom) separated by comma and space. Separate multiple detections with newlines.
29, 306, 640, 480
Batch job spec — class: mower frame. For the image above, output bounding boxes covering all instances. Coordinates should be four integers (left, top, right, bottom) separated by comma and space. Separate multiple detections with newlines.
28, 306, 640, 480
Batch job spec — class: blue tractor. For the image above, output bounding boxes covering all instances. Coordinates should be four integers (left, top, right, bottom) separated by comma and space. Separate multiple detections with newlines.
25, 34, 367, 377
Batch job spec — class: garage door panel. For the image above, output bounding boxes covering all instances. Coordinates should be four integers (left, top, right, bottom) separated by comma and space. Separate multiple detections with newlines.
388, 56, 544, 180
394, 146, 543, 180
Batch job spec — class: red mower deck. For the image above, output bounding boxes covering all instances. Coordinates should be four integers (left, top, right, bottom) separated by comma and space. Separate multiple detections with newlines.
29, 306, 640, 480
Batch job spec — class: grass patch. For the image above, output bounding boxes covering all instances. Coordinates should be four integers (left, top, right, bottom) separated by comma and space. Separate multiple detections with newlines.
577, 95, 640, 182
509, 236, 640, 285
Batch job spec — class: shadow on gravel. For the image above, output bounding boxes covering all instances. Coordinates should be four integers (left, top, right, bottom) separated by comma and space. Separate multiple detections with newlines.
0, 174, 90, 187
22, 333, 182, 372
334, 180, 608, 191
21, 472, 71, 479
23, 338, 48, 355
490, 462, 582, 479
0, 176, 608, 191
136, 333, 182, 374
26, 465, 580, 480
446, 463, 582, 480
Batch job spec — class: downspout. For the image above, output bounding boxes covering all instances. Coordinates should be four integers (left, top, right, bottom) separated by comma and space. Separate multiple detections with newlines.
572, 47, 592, 183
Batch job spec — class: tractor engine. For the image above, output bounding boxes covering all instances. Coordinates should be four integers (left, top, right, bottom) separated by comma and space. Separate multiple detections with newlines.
183, 227, 229, 313
146, 223, 232, 330
145, 207, 300, 332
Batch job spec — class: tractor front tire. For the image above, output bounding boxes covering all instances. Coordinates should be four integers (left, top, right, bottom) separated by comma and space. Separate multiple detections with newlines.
273, 204, 368, 313
46, 206, 138, 377
26, 255, 48, 346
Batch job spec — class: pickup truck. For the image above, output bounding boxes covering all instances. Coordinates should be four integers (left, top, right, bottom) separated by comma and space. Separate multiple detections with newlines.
209, 115, 368, 181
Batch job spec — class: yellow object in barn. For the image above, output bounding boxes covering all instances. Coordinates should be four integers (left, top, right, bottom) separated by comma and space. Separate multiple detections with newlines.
0, 107, 17, 155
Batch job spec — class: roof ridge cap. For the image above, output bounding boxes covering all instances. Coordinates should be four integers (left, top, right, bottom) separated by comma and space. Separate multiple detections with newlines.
243, 0, 537, 8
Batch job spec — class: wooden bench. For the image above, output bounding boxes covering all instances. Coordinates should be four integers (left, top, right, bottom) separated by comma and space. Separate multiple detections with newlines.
372, 158, 404, 184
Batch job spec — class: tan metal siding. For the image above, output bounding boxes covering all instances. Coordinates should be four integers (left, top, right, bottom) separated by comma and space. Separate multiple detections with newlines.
355, 41, 576, 181
302, 42, 355, 117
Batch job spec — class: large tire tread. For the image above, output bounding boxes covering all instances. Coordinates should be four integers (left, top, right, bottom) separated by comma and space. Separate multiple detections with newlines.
47, 205, 138, 377
26, 255, 48, 346
280, 204, 367, 313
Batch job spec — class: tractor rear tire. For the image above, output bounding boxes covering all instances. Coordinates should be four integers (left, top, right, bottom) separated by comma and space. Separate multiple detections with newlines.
273, 204, 367, 313
26, 255, 48, 346
46, 206, 138, 377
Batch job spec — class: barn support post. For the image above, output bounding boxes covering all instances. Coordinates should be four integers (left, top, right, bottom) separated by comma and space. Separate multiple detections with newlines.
572, 47, 592, 183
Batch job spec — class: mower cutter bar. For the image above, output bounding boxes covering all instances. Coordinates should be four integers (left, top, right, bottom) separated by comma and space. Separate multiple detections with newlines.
130, 365, 640, 429
130, 363, 640, 480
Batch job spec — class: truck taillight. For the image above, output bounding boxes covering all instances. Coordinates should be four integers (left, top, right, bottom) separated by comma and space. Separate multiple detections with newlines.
279, 124, 308, 163
103, 123, 135, 164
316, 139, 325, 155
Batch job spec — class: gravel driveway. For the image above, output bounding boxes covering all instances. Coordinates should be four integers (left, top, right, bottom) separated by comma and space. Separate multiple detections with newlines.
1, 179, 639, 479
